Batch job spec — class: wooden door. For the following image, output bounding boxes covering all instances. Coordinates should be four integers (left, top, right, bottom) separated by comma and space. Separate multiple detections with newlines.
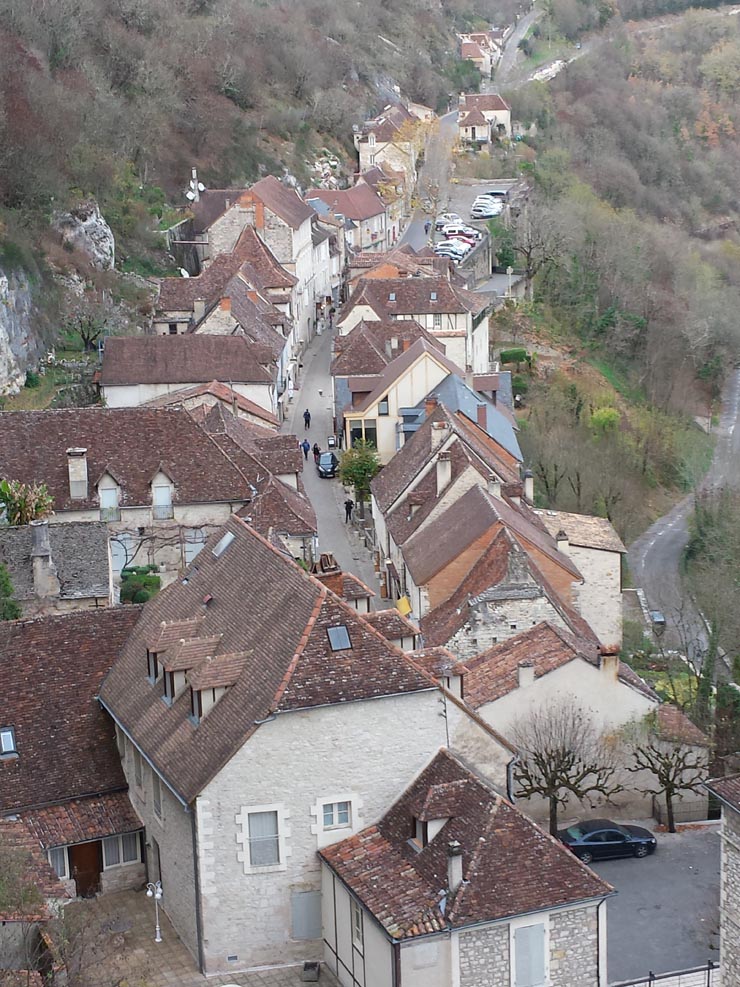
69, 841, 102, 897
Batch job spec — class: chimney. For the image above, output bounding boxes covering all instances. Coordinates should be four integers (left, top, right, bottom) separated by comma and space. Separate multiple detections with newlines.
465, 368, 474, 390
518, 661, 535, 687
447, 841, 464, 894
487, 474, 501, 499
193, 298, 206, 323
599, 647, 620, 681
402, 338, 410, 352
247, 290, 259, 303
437, 451, 452, 495
30, 519, 60, 601
476, 403, 487, 430
556, 529, 569, 553
220, 296, 231, 313
425, 395, 438, 419
431, 421, 448, 451
66, 448, 88, 500
524, 469, 534, 503
191, 167, 200, 202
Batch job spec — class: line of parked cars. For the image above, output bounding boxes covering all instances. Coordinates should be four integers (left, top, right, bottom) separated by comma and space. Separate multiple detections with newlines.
433, 218, 484, 263
470, 191, 505, 220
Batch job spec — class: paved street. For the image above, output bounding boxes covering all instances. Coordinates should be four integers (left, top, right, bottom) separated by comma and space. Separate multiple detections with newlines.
591, 824, 720, 983
400, 110, 459, 250
491, 5, 544, 87
282, 328, 383, 603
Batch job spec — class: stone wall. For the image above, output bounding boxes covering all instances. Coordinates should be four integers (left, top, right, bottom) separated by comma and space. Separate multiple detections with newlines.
720, 807, 740, 987
549, 905, 599, 987
0, 266, 43, 395
459, 924, 509, 986
100, 860, 146, 894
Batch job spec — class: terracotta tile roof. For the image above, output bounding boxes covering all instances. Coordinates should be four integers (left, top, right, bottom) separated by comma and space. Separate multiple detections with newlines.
100, 335, 273, 387
157, 227, 256, 311
249, 175, 315, 230
159, 635, 223, 672
196, 402, 302, 477
706, 774, 740, 811
461, 93, 510, 113
147, 617, 205, 651
320, 749, 611, 939
461, 41, 485, 59
0, 608, 142, 814
142, 380, 279, 427
341, 277, 489, 322
308, 185, 387, 221
656, 705, 710, 747
408, 646, 459, 678
358, 102, 416, 143
331, 319, 442, 377
0, 408, 253, 512
364, 608, 419, 641
460, 108, 488, 127
231, 226, 297, 288
0, 819, 70, 920
187, 651, 251, 690
21, 792, 143, 849
188, 188, 244, 233
535, 510, 626, 553
313, 569, 376, 602
0, 521, 110, 604
349, 339, 465, 415
99, 517, 432, 802
242, 474, 317, 538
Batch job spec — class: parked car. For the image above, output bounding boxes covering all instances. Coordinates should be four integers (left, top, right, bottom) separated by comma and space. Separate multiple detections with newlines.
435, 213, 463, 231
470, 206, 502, 220
441, 224, 483, 240
472, 196, 504, 213
558, 819, 657, 864
316, 451, 339, 478
479, 189, 508, 198
434, 242, 469, 259
442, 230, 478, 246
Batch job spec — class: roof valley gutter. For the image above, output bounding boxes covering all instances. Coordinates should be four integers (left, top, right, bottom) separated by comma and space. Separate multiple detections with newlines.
96, 695, 190, 809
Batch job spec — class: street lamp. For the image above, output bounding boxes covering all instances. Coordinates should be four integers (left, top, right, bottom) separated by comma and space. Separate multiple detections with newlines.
146, 881, 163, 943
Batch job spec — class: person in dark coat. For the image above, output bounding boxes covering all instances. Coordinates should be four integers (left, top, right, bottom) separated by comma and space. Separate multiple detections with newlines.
344, 498, 354, 522
301, 438, 311, 460
303, 409, 311, 430
313, 442, 321, 464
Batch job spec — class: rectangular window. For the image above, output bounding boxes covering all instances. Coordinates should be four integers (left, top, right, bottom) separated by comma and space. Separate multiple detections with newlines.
168, 323, 178, 334
152, 774, 162, 820
248, 810, 280, 866
147, 649, 159, 682
433, 313, 442, 329
378, 395, 389, 416
363, 419, 377, 448
351, 899, 364, 952
163, 671, 175, 705
122, 832, 140, 863
513, 922, 546, 987
48, 846, 68, 880
103, 836, 121, 868
323, 801, 351, 829
190, 687, 202, 724
103, 833, 141, 869
99, 487, 120, 522
133, 749, 143, 789
0, 727, 17, 755
152, 484, 173, 520
327, 626, 352, 651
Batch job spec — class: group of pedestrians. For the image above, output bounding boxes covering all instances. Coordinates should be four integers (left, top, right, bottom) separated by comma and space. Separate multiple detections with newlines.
300, 437, 321, 463
299, 406, 354, 523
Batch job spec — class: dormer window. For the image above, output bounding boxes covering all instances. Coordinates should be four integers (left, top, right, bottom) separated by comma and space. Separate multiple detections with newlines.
146, 649, 160, 683
412, 817, 428, 849
190, 687, 202, 724
163, 669, 186, 706
0, 726, 17, 758
327, 625, 352, 651
152, 483, 173, 520
388, 292, 396, 302
430, 291, 437, 301
99, 485, 120, 522
378, 395, 389, 416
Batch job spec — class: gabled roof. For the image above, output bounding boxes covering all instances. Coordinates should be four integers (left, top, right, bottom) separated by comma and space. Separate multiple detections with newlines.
461, 93, 510, 113
142, 380, 279, 428
331, 319, 442, 377
0, 820, 70, 920
706, 774, 740, 812
249, 175, 315, 229
348, 339, 464, 415
157, 226, 256, 312
0, 607, 142, 814
188, 188, 244, 233
99, 517, 433, 802
535, 509, 626, 554
0, 521, 110, 604
21, 791, 143, 850
100, 335, 273, 387
307, 185, 387, 221
408, 646, 459, 679
358, 102, 416, 142
459, 108, 488, 127
341, 276, 488, 323
462, 621, 656, 707
242, 474, 317, 538
0, 408, 253, 511
320, 749, 612, 939
196, 402, 302, 476
231, 226, 297, 288
364, 608, 419, 641
655, 704, 710, 747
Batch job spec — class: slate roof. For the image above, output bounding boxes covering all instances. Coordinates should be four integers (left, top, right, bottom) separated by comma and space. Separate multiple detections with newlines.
21, 792, 143, 850
364, 608, 419, 642
142, 380, 279, 428
341, 276, 489, 321
0, 408, 252, 512
249, 175, 315, 229
100, 335, 273, 387
535, 509, 626, 554
0, 607, 142, 814
99, 517, 433, 803
307, 185, 386, 221
656, 704, 710, 747
462, 622, 657, 708
331, 319, 442, 377
320, 749, 612, 939
0, 521, 110, 603
706, 775, 740, 812
348, 339, 466, 415
0, 819, 70, 920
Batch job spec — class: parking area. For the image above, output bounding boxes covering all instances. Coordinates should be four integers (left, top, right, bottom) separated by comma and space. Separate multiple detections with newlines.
591, 822, 720, 983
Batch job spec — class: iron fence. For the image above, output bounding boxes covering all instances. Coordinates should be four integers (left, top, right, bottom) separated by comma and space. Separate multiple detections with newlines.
611, 960, 718, 987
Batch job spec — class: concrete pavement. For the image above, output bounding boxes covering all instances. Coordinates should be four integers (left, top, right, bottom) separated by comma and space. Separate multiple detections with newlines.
281, 329, 384, 606
400, 110, 459, 250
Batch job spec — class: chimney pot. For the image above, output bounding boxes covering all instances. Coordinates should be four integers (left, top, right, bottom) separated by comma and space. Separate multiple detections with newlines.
524, 469, 534, 503
599, 648, 620, 681
518, 661, 535, 687
476, 403, 487, 430
430, 420, 448, 451
402, 338, 410, 352
425, 395, 438, 418
447, 840, 464, 894
30, 519, 51, 557
556, 529, 569, 552
66, 448, 88, 500
30, 519, 60, 600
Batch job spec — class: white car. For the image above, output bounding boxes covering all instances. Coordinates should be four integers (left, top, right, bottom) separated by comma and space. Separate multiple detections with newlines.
435, 212, 463, 231
441, 224, 483, 240
434, 242, 468, 260
472, 196, 503, 212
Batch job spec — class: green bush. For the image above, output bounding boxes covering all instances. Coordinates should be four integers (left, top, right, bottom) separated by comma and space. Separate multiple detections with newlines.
512, 374, 529, 396
500, 347, 530, 366
120, 565, 161, 604
24, 370, 40, 389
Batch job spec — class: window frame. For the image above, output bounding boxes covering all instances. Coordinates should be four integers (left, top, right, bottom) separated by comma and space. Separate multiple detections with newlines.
327, 625, 352, 651
47, 846, 69, 880
99, 484, 121, 522
351, 898, 364, 953
102, 832, 142, 870
237, 803, 289, 874
247, 809, 280, 867
0, 726, 18, 757
146, 649, 160, 683
433, 312, 442, 329
378, 395, 390, 416
322, 800, 351, 830
152, 483, 174, 520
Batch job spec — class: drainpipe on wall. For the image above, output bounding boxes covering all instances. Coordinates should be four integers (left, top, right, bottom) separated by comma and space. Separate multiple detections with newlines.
506, 754, 520, 803
392, 940, 402, 987
190, 808, 206, 974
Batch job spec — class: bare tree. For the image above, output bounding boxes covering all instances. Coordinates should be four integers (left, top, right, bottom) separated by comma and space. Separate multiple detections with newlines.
510, 196, 569, 301
512, 702, 624, 835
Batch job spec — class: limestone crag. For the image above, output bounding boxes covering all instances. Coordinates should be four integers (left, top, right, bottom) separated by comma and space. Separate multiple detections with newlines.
0, 268, 43, 395
52, 200, 115, 271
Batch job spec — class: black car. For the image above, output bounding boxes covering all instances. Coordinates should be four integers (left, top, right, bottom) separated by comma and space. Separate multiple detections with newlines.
316, 451, 339, 478
557, 819, 657, 864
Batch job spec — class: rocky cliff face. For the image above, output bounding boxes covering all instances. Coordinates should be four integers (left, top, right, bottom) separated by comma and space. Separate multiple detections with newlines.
52, 200, 115, 270
0, 267, 44, 395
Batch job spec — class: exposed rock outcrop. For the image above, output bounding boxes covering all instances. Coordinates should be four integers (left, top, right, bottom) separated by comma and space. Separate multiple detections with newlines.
0, 268, 44, 395
52, 200, 115, 271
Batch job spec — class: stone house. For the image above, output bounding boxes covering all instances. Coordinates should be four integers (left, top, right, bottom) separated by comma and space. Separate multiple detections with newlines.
142, 380, 279, 431
458, 93, 512, 142
356, 165, 406, 247
99, 335, 276, 415
320, 748, 613, 987
337, 276, 494, 374
307, 185, 389, 254
0, 519, 112, 616
460, 38, 493, 77
1, 608, 145, 901
347, 246, 462, 289
98, 516, 516, 974
353, 103, 419, 213
705, 775, 740, 987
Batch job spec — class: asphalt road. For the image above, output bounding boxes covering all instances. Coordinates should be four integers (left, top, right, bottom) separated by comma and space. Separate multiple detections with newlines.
592, 824, 720, 983
627, 369, 740, 659
493, 6, 544, 87
400, 110, 459, 250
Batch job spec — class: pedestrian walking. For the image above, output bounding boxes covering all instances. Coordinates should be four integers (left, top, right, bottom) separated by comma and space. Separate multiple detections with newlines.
301, 438, 310, 460
313, 443, 321, 464
424, 219, 431, 236
303, 408, 311, 430
344, 498, 354, 523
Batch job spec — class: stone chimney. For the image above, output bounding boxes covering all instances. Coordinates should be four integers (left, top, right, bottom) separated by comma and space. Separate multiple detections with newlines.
193, 298, 206, 323
431, 421, 448, 451
556, 529, 569, 553
66, 448, 88, 500
425, 395, 438, 418
476, 403, 487, 430
437, 451, 452, 495
524, 469, 534, 503
447, 840, 464, 894
220, 296, 231, 313
402, 338, 411, 352
487, 474, 501, 499
518, 661, 535, 687
191, 167, 200, 203
599, 647, 620, 681
465, 368, 474, 390
30, 519, 60, 601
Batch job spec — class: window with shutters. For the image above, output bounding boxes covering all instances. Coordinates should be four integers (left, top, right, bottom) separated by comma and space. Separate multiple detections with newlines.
511, 919, 547, 987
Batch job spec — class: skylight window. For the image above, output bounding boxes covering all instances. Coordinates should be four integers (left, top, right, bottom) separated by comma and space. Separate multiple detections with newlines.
212, 531, 235, 558
327, 626, 352, 651
388, 292, 396, 301
0, 727, 17, 757
430, 291, 437, 301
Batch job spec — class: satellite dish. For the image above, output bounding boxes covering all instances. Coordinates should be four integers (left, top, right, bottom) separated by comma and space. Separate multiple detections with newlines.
198, 182, 206, 192
189, 179, 197, 190
180, 268, 190, 278
185, 190, 196, 201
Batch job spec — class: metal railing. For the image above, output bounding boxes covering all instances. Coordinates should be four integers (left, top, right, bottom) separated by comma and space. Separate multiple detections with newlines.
611, 961, 718, 987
